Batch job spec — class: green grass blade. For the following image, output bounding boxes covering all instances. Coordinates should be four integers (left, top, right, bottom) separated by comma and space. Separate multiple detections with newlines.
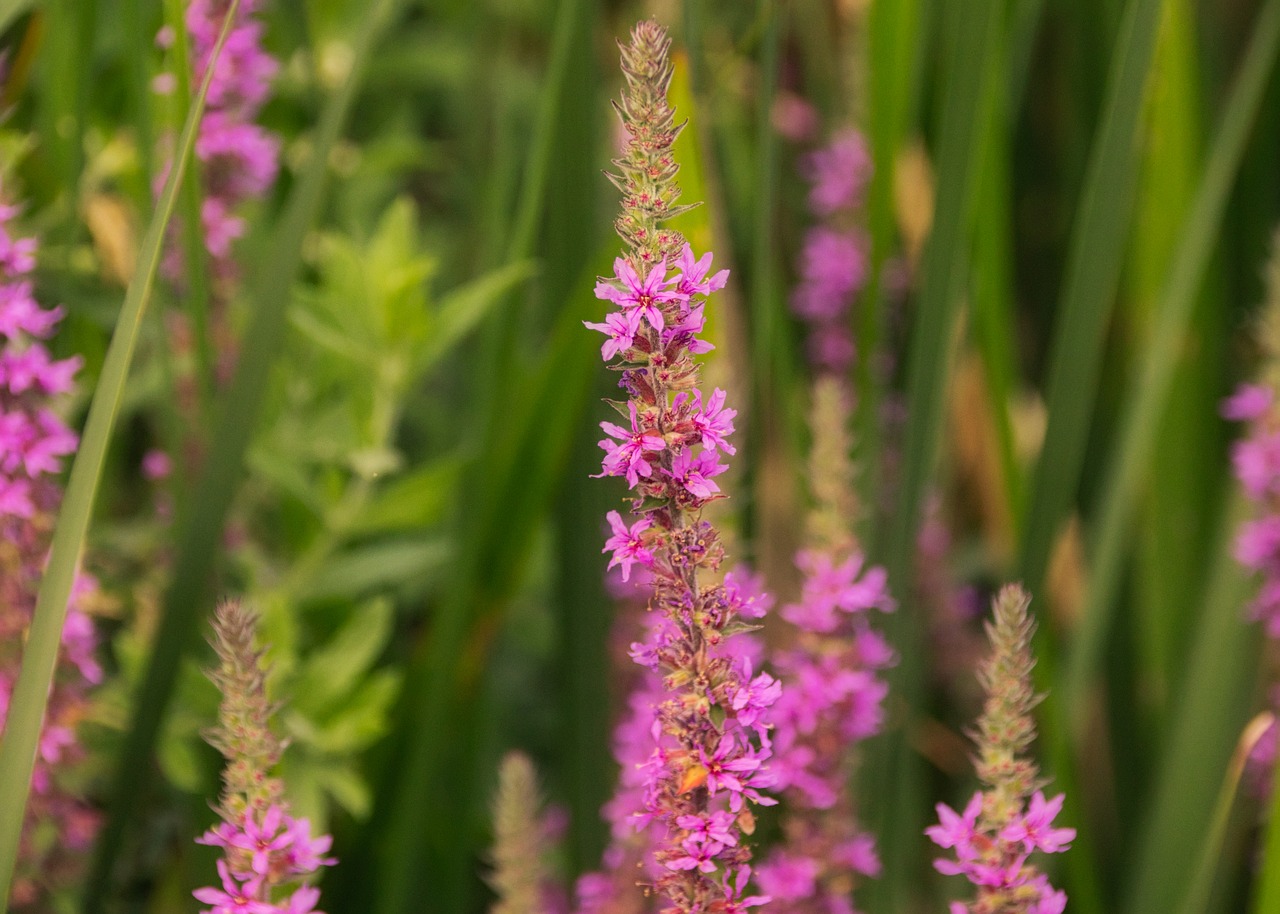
80, 0, 406, 907
1007, 3, 1164, 910
0, 1, 244, 904
1255, 713, 1280, 912
1008, 0, 1048, 111
0, 0, 35, 36
163, 0, 215, 408
1175, 719, 1258, 914
971, 81, 1025, 530
872, 1, 1004, 910
1015, 0, 1163, 599
1125, 497, 1259, 914
1063, 0, 1280, 725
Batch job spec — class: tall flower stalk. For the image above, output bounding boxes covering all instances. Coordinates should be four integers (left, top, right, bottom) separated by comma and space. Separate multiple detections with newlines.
0, 186, 102, 908
926, 585, 1073, 914
756, 378, 894, 913
587, 20, 779, 913
193, 601, 334, 914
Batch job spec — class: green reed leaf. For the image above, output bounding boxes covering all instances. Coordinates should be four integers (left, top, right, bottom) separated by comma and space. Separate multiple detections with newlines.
1064, 0, 1280, 728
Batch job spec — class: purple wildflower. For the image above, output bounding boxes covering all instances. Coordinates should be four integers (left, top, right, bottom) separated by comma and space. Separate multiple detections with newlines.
789, 127, 873, 374
584, 21, 778, 913
597, 401, 666, 488
801, 128, 873, 215
163, 0, 280, 287
603, 510, 655, 582
926, 586, 1071, 914
595, 257, 687, 333
194, 603, 334, 914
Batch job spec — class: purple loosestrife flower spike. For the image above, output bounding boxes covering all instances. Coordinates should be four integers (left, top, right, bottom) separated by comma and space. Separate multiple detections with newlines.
926, 585, 1074, 914
162, 0, 280, 289
586, 20, 779, 914
758, 377, 893, 914
1222, 231, 1280, 797
0, 189, 101, 909
194, 602, 335, 914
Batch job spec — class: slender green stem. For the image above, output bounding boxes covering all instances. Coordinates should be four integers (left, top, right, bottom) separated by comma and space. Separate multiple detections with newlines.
164, 0, 215, 412
0, 3, 243, 906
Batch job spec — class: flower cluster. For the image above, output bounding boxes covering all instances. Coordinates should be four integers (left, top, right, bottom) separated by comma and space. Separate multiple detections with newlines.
194, 602, 334, 914
1224, 382, 1280, 639
587, 20, 779, 913
926, 585, 1073, 914
161, 0, 280, 286
755, 377, 894, 914
1222, 234, 1280, 792
790, 129, 872, 374
0, 189, 101, 908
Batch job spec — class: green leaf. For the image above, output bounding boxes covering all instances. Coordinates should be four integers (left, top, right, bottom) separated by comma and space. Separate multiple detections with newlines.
417, 258, 537, 372
345, 458, 463, 536
290, 598, 395, 713
1065, 0, 1280, 729
283, 669, 400, 754
298, 538, 451, 602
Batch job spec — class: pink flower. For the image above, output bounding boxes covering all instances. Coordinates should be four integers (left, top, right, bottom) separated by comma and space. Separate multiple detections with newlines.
283, 816, 336, 873
1000, 792, 1076, 854
666, 448, 727, 500
192, 860, 271, 914
802, 128, 872, 215
755, 852, 820, 900
730, 662, 782, 736
227, 804, 294, 876
1223, 383, 1274, 421
925, 792, 983, 855
583, 311, 640, 361
596, 402, 665, 488
594, 257, 687, 332
690, 387, 737, 455
674, 244, 729, 298
603, 510, 655, 582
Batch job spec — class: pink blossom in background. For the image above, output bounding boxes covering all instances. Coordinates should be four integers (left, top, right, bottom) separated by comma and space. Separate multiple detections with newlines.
789, 128, 873, 375
0, 186, 101, 909
160, 0, 280, 287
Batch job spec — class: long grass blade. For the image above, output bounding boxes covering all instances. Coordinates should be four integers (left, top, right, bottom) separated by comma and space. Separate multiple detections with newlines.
1015, 0, 1163, 600
1255, 712, 1280, 912
872, 1, 1003, 910
80, 0, 405, 907
0, 1, 244, 904
1122, 494, 1259, 914
1063, 0, 1280, 725
0, 0, 35, 36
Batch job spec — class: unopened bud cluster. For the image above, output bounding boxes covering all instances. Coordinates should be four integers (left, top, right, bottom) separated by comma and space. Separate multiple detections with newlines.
926, 586, 1072, 914
194, 601, 335, 914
